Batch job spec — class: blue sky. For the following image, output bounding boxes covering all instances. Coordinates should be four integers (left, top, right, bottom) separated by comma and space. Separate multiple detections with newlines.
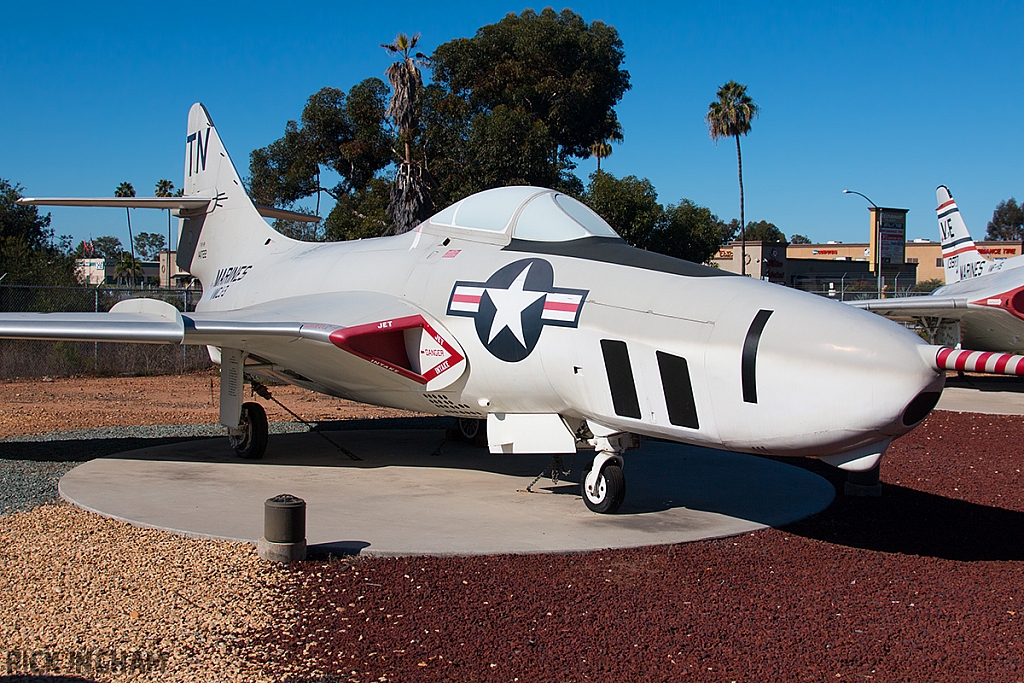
2, 1, 1021, 250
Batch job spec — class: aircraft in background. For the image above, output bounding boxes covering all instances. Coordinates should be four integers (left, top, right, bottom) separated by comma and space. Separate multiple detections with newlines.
854, 186, 1024, 354
3, 107, 1021, 514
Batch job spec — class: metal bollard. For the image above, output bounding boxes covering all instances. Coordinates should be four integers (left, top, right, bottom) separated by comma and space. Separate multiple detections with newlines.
257, 494, 307, 562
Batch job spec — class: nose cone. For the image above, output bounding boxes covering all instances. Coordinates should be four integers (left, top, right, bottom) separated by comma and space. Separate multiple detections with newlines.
708, 285, 943, 456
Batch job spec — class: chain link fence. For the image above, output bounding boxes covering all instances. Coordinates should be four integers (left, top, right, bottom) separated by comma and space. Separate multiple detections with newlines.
0, 285, 213, 379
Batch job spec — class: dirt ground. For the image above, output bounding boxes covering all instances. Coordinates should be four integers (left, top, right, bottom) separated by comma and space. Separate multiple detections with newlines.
0, 371, 420, 438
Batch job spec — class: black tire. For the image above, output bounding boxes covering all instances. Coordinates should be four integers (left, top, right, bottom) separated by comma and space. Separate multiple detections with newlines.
456, 417, 487, 447
580, 462, 625, 514
235, 401, 268, 460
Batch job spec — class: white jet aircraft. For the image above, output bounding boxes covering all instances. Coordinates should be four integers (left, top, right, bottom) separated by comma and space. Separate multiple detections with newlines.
4, 106, 1022, 513
854, 186, 1024, 354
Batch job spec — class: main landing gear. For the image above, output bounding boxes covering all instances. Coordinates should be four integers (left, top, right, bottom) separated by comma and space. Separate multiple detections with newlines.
218, 348, 270, 460
232, 401, 269, 460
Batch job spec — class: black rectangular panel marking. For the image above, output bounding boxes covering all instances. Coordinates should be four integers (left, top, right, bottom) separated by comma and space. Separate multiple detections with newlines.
656, 351, 699, 429
742, 309, 774, 404
601, 339, 642, 419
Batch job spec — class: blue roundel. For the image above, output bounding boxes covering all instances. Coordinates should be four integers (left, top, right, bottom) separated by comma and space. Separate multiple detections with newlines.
446, 258, 588, 362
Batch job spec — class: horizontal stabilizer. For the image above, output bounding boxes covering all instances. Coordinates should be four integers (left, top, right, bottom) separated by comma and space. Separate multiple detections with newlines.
17, 197, 320, 223
17, 197, 212, 211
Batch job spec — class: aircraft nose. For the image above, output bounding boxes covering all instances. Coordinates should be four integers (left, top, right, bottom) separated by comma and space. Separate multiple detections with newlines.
708, 290, 944, 457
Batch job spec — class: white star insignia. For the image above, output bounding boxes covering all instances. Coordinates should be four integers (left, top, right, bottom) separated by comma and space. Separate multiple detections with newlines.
485, 263, 545, 347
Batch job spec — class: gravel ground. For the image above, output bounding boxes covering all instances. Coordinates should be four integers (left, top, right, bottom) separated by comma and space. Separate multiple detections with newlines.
2, 375, 1024, 681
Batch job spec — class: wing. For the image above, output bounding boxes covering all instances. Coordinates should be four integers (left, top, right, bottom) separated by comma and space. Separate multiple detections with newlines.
849, 296, 973, 320
0, 292, 467, 391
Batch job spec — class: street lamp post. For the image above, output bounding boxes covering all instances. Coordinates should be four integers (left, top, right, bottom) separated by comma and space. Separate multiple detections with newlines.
843, 189, 883, 297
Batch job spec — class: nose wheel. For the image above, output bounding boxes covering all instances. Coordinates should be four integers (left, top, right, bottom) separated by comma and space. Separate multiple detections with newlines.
581, 454, 625, 514
233, 401, 268, 460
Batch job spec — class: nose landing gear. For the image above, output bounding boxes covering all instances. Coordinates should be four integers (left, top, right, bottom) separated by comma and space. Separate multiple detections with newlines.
580, 429, 631, 514
581, 452, 625, 513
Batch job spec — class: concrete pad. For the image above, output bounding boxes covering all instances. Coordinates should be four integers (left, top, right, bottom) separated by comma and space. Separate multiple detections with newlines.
938, 375, 1024, 415
59, 430, 835, 556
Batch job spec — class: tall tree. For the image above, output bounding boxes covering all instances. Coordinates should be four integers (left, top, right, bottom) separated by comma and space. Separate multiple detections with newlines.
986, 198, 1024, 241
133, 232, 166, 260
581, 171, 727, 263
249, 81, 393, 239
789, 233, 811, 244
381, 33, 432, 233
706, 81, 759, 275
1, 178, 51, 249
0, 179, 78, 286
590, 140, 613, 172
114, 181, 136, 285
427, 8, 630, 207
744, 220, 785, 242
647, 199, 726, 264
582, 171, 662, 248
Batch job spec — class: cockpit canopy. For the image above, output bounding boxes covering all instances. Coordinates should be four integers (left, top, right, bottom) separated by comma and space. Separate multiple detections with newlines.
424, 186, 620, 242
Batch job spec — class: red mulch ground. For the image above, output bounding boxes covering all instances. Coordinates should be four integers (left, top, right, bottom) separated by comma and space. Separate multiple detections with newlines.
246, 411, 1024, 682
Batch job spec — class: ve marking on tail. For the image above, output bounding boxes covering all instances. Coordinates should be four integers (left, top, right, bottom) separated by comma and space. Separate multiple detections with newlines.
936, 185, 997, 284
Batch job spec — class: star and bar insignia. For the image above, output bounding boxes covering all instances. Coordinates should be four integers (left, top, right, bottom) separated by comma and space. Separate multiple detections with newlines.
447, 258, 588, 362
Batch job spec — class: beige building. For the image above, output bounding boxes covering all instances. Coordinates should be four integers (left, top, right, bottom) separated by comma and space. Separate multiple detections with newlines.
787, 240, 1022, 284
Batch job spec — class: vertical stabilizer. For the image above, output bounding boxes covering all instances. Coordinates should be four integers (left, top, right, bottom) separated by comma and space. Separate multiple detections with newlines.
936, 185, 989, 284
177, 103, 278, 284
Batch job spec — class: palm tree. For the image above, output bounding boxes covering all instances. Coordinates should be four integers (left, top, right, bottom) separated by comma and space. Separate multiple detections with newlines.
115, 181, 137, 286
590, 141, 613, 172
114, 252, 141, 287
381, 33, 431, 234
155, 179, 175, 283
706, 81, 759, 275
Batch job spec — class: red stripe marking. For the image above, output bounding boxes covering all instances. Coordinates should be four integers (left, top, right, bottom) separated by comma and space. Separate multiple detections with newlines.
543, 301, 578, 312
941, 245, 979, 258
452, 294, 481, 304
936, 347, 954, 368
954, 351, 970, 371
1010, 357, 1024, 376
974, 352, 995, 372
995, 354, 1011, 374
936, 199, 956, 211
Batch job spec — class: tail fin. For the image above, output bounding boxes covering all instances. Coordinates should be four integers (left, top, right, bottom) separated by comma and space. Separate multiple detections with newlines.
176, 103, 278, 282
937, 185, 989, 284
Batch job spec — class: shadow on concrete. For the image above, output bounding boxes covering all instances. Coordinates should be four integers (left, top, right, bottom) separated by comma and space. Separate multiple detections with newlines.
777, 457, 1024, 562
944, 373, 1024, 393
308, 540, 372, 559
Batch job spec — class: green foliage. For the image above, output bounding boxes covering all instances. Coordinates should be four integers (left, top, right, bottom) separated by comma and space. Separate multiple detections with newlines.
114, 182, 136, 198
73, 235, 123, 260
912, 278, 944, 292
985, 198, 1023, 241
581, 171, 726, 264
744, 220, 785, 242
0, 179, 78, 285
582, 171, 661, 247
1, 179, 52, 249
705, 81, 759, 142
789, 233, 811, 244
133, 232, 166, 260
649, 200, 727, 264
432, 8, 629, 158
248, 80, 393, 209
154, 179, 175, 197
324, 177, 392, 241
425, 8, 628, 207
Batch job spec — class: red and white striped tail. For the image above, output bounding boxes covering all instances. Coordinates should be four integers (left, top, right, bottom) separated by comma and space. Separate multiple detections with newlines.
934, 347, 1024, 375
